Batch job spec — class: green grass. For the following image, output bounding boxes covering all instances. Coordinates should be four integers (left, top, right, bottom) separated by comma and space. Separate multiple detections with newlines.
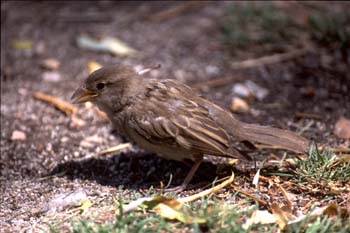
221, 2, 350, 55
66, 200, 350, 233
57, 147, 350, 232
308, 11, 350, 49
296, 145, 350, 184
220, 2, 300, 55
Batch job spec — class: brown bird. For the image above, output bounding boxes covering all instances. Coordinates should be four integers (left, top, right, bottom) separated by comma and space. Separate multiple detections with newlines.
72, 65, 309, 191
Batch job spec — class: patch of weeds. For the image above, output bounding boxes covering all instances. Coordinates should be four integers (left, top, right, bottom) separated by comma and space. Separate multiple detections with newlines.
220, 2, 300, 55
296, 146, 350, 184
308, 11, 350, 49
190, 199, 245, 232
72, 212, 174, 233
290, 214, 349, 233
70, 197, 277, 232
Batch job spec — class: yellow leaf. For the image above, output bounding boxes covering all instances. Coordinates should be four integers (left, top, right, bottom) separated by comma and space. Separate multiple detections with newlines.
12, 40, 33, 50
78, 199, 92, 215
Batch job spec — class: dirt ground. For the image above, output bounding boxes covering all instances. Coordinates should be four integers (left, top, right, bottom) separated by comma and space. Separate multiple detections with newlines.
1, 1, 349, 232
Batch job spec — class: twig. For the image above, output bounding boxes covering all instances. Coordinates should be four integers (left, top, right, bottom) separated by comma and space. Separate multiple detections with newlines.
148, 2, 206, 22
58, 12, 112, 23
230, 185, 269, 207
298, 119, 315, 135
99, 143, 132, 155
191, 76, 244, 89
275, 184, 293, 211
231, 48, 311, 70
253, 144, 350, 153
138, 64, 161, 75
33, 92, 77, 116
295, 112, 322, 120
178, 172, 234, 203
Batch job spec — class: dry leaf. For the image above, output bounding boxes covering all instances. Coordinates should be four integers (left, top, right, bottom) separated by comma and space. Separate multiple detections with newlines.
270, 202, 296, 230
43, 190, 88, 214
122, 173, 234, 224
77, 35, 139, 57
242, 210, 276, 229
288, 203, 349, 227
122, 196, 205, 224
144, 196, 205, 224
78, 199, 93, 215
334, 117, 350, 139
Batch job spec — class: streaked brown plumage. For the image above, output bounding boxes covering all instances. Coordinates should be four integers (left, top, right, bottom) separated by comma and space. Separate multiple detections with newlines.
72, 65, 309, 191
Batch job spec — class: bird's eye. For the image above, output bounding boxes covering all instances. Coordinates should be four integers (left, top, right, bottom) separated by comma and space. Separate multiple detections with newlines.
96, 83, 105, 90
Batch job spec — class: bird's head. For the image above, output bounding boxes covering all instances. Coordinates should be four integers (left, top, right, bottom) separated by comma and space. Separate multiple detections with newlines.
71, 65, 140, 115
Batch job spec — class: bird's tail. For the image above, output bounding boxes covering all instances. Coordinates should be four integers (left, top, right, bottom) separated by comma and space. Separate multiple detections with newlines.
239, 123, 309, 153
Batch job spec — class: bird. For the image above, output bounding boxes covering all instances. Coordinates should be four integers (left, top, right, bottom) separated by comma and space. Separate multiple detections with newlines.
71, 65, 309, 191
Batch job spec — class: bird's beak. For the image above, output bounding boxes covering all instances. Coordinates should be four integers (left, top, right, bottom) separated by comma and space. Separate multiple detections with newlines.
71, 87, 98, 104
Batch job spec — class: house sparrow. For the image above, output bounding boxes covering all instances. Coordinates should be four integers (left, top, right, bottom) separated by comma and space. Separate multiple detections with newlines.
72, 65, 309, 191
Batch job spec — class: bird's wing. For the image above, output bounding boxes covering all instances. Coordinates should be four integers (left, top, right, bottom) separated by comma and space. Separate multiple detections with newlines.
127, 80, 248, 159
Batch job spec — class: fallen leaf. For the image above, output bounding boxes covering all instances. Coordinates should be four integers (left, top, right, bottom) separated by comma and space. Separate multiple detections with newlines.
334, 117, 350, 139
40, 58, 60, 70
122, 173, 234, 224
11, 130, 26, 141
43, 190, 88, 214
123, 196, 205, 224
270, 202, 296, 230
231, 97, 249, 113
77, 35, 139, 57
78, 199, 93, 215
322, 203, 341, 217
12, 40, 32, 50
242, 210, 276, 229
288, 203, 349, 228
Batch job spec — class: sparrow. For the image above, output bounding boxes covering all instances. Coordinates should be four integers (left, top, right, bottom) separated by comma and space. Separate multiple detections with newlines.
71, 65, 309, 191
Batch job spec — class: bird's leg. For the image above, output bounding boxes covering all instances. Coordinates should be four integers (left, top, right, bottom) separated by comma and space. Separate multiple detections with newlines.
164, 156, 203, 193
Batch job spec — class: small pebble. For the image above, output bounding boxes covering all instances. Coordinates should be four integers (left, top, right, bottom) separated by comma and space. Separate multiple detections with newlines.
11, 130, 27, 141
334, 117, 350, 139
231, 97, 249, 113
42, 71, 61, 82
41, 58, 60, 70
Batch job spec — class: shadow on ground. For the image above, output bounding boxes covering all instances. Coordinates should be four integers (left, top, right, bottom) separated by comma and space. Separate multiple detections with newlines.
47, 152, 226, 190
